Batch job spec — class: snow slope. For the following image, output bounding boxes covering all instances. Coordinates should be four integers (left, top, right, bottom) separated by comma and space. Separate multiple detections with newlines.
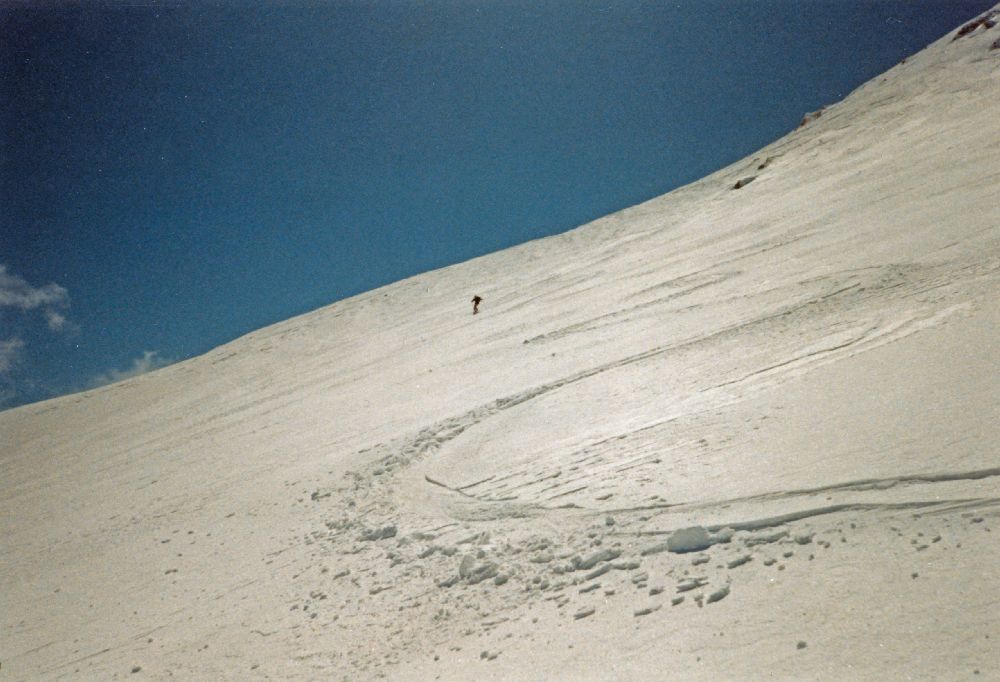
3, 9, 1000, 680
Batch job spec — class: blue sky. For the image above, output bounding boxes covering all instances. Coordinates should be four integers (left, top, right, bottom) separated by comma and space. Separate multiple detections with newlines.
1, 0, 994, 409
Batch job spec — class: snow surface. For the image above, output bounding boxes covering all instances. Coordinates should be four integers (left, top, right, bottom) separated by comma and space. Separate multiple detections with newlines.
3, 9, 1000, 681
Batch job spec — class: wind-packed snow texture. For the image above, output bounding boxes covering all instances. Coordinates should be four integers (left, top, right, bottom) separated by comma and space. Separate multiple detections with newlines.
3, 9, 1000, 681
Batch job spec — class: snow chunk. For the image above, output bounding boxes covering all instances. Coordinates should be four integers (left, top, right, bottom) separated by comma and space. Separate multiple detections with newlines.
667, 526, 714, 553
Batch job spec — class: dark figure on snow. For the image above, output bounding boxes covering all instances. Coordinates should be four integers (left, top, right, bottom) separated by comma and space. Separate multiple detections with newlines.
471, 295, 483, 315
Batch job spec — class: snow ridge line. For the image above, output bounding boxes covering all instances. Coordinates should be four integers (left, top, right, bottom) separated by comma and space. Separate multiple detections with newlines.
705, 498, 1000, 533
603, 466, 1000, 516
628, 497, 1000, 536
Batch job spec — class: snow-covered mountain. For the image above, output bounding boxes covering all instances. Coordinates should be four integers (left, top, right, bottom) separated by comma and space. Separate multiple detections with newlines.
4, 8, 1000, 680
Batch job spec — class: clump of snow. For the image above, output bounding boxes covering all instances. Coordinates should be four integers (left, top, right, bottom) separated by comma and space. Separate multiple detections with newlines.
794, 532, 815, 545
712, 527, 735, 544
707, 585, 731, 604
667, 526, 714, 553
665, 525, 734, 553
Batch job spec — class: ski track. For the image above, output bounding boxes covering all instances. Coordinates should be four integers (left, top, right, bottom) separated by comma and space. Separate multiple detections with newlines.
349, 255, 998, 519
278, 246, 1000, 678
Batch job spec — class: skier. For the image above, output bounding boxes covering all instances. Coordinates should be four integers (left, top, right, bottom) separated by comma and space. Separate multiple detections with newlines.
471, 295, 483, 315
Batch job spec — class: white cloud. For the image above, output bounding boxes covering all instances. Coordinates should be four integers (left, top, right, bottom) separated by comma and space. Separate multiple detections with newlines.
0, 263, 73, 345
0, 265, 69, 312
89, 350, 172, 389
0, 337, 24, 408
45, 310, 69, 332
0, 264, 74, 406
0, 337, 24, 373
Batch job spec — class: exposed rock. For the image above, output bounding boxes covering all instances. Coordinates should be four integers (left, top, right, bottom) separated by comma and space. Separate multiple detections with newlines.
757, 156, 776, 170
798, 107, 825, 128
954, 11, 999, 40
